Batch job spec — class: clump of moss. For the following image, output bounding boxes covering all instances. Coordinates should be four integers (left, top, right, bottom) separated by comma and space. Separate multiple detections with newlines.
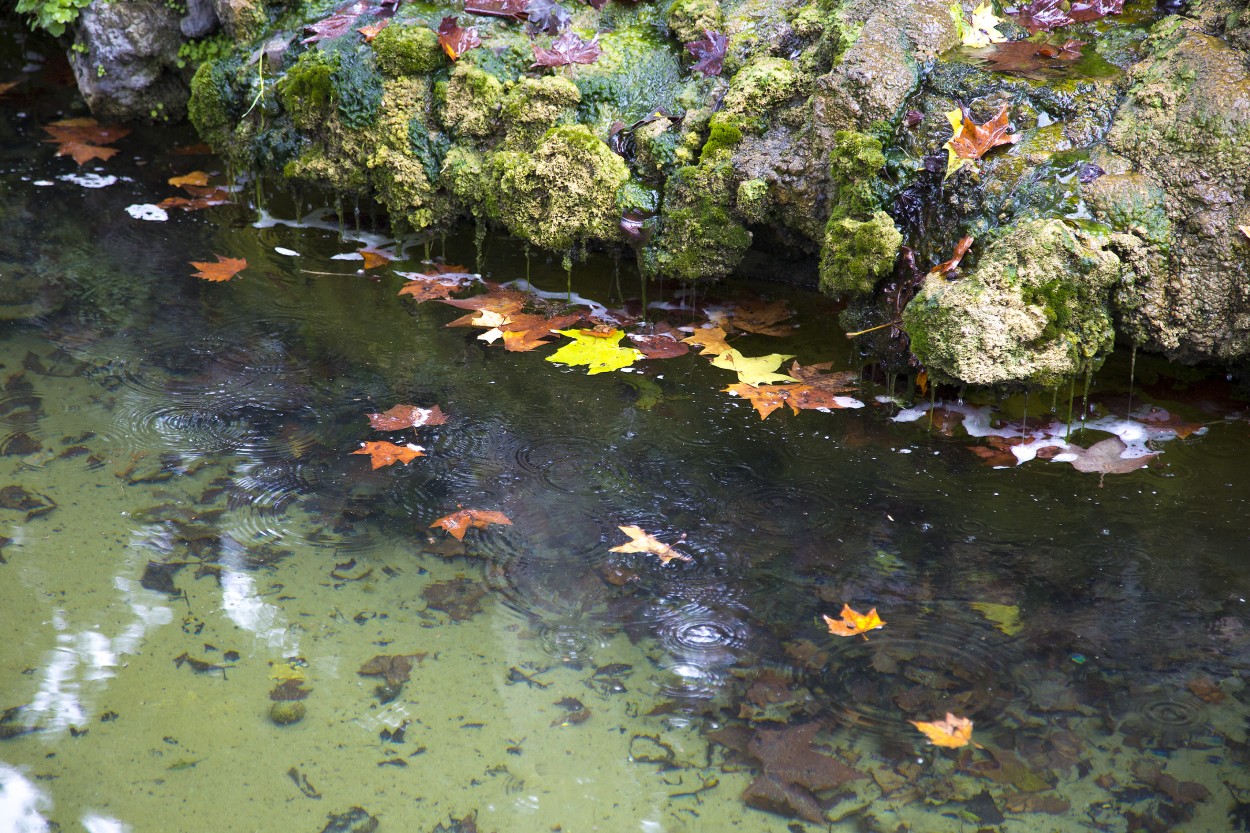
642, 154, 752, 280
483, 124, 630, 251
371, 23, 443, 77
818, 130, 901, 296
572, 29, 682, 131
719, 57, 802, 132
699, 117, 741, 162
736, 178, 770, 224
327, 40, 384, 129
437, 63, 504, 138
666, 0, 723, 43
498, 75, 582, 149
278, 49, 336, 131
188, 57, 242, 149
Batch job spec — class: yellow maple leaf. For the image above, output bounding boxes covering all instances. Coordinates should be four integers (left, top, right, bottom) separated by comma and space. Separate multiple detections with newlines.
911, 712, 980, 748
609, 525, 691, 563
822, 604, 886, 637
710, 349, 797, 386
961, 2, 1007, 48
681, 325, 732, 355
546, 328, 643, 375
970, 601, 1022, 635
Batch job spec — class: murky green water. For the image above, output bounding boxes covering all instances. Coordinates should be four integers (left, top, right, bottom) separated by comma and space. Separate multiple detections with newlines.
4, 24, 1250, 833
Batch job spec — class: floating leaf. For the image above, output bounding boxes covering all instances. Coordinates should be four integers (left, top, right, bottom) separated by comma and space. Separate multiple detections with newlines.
159, 185, 233, 211
912, 712, 978, 748
190, 255, 247, 282
822, 604, 886, 637
1065, 436, 1156, 475
532, 30, 603, 67
437, 16, 481, 60
366, 404, 449, 431
546, 328, 643, 374
686, 29, 728, 76
962, 2, 1008, 47
709, 348, 797, 386
42, 117, 130, 166
358, 247, 392, 269
168, 171, 211, 188
944, 103, 1019, 178
352, 440, 425, 469
681, 325, 732, 356
609, 524, 691, 563
430, 508, 512, 540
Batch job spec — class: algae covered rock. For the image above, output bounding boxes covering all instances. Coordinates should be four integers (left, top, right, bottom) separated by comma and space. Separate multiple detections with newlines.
484, 124, 630, 252
902, 220, 1120, 387
1102, 22, 1250, 363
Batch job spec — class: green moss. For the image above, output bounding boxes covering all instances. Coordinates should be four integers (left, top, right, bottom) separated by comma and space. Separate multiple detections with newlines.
819, 213, 902, 295
437, 63, 504, 138
736, 178, 769, 224
699, 117, 742, 162
327, 40, 384, 129
817, 130, 899, 295
442, 145, 488, 207
498, 75, 582, 148
284, 142, 371, 191
1084, 172, 1172, 251
371, 23, 443, 77
616, 178, 659, 214
666, 0, 723, 44
642, 158, 751, 281
278, 49, 336, 131
482, 124, 630, 251
720, 57, 802, 132
188, 57, 242, 148
572, 29, 682, 131
634, 120, 678, 180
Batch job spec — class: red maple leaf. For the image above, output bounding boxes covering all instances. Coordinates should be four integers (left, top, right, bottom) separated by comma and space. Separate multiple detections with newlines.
532, 30, 602, 67
437, 16, 482, 60
686, 30, 727, 77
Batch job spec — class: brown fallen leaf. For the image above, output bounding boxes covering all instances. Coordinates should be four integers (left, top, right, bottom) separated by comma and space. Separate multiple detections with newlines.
609, 524, 691, 563
981, 39, 1083, 77
929, 235, 974, 277
358, 654, 413, 688
437, 16, 481, 60
168, 171, 211, 188
357, 20, 389, 42
1066, 436, 1155, 476
352, 440, 425, 469
190, 255, 247, 282
366, 404, 449, 431
430, 508, 512, 540
42, 117, 131, 166
944, 103, 1019, 178
531, 30, 602, 67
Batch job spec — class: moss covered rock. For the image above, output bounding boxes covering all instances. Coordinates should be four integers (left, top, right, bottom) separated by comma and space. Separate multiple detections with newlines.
371, 23, 444, 77
483, 124, 630, 251
902, 220, 1121, 387
437, 63, 504, 139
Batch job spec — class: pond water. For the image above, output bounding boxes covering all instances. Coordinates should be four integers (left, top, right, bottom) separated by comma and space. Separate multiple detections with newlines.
4, 25, 1250, 833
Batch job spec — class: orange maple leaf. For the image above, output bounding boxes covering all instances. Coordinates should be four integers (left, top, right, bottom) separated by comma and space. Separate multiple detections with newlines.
822, 604, 886, 637
430, 508, 512, 540
352, 440, 426, 469
911, 713, 980, 748
358, 20, 389, 41
190, 255, 247, 282
502, 328, 557, 352
944, 103, 1018, 177
358, 248, 391, 269
928, 235, 975, 277
609, 525, 691, 564
160, 186, 233, 211
42, 117, 130, 167
366, 404, 449, 431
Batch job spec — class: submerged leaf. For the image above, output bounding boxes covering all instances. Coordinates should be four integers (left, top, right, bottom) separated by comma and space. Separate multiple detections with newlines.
981, 38, 1083, 76
912, 712, 978, 748
970, 601, 1023, 635
1006, 0, 1074, 33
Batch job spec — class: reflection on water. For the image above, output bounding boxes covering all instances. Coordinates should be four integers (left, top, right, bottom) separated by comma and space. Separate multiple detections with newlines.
4, 32, 1250, 833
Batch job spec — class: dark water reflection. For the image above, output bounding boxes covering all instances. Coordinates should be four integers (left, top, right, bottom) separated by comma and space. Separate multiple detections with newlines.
4, 30, 1250, 833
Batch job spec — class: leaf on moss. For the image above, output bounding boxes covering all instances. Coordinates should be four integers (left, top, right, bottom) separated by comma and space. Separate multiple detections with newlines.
357, 19, 389, 41
526, 0, 571, 34
532, 30, 603, 67
464, 0, 529, 21
301, 0, 399, 44
686, 29, 728, 77
437, 16, 482, 60
943, 103, 1019, 178
190, 255, 246, 282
